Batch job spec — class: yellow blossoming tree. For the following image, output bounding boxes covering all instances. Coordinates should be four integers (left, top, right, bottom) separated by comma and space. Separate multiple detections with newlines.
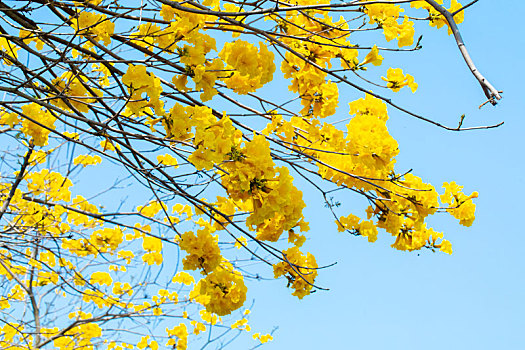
0, 0, 501, 348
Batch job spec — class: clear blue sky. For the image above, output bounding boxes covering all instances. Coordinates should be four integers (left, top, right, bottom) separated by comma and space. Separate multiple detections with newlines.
236, 2, 525, 349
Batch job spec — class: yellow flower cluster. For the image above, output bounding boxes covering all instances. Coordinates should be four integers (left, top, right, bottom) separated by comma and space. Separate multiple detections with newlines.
51, 72, 103, 113
312, 96, 399, 191
17, 103, 56, 146
190, 262, 247, 316
363, 3, 415, 47
222, 135, 307, 242
162, 104, 242, 170
0, 172, 75, 246
349, 93, 389, 122
277, 12, 354, 118
441, 181, 478, 227
190, 320, 206, 334
68, 195, 101, 228
211, 196, 239, 230
157, 154, 179, 168
70, 11, 114, 45
122, 64, 165, 117
253, 332, 274, 344
73, 154, 102, 167
411, 0, 465, 35
189, 113, 240, 170
137, 200, 167, 218
273, 247, 318, 299
166, 323, 188, 349
271, 3, 405, 119
231, 317, 250, 331
0, 37, 19, 64
25, 169, 72, 202
219, 40, 276, 94
337, 214, 378, 243
19, 29, 44, 50
222, 135, 276, 197
90, 271, 113, 286
282, 50, 338, 118
0, 109, 18, 128
89, 227, 124, 254
172, 271, 195, 285
131, 4, 223, 101
63, 226, 124, 258
142, 235, 163, 265
295, 88, 479, 254
137, 336, 159, 350
247, 167, 306, 242
375, 174, 441, 251
0, 324, 27, 348
179, 225, 222, 273
112, 282, 133, 297
40, 315, 102, 350
0, 251, 27, 282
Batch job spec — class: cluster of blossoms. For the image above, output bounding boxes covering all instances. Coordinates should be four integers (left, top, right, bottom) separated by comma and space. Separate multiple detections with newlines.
0, 0, 481, 348
1, 105, 56, 147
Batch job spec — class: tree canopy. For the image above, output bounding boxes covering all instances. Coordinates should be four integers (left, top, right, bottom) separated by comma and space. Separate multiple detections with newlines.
0, 0, 501, 349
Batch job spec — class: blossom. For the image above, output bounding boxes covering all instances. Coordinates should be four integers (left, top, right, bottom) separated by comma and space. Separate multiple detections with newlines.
190, 262, 247, 316
382, 67, 418, 93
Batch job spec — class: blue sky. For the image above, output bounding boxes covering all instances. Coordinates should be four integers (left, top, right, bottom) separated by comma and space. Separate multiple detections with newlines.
237, 2, 525, 349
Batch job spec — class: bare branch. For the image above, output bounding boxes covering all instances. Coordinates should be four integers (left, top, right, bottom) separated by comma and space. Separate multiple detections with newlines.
424, 0, 502, 104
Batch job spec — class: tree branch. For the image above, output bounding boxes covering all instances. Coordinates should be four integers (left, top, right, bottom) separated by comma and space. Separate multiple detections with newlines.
0, 144, 33, 222
424, 0, 502, 105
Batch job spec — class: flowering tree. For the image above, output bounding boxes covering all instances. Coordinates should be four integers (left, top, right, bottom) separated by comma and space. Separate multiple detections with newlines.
0, 0, 501, 348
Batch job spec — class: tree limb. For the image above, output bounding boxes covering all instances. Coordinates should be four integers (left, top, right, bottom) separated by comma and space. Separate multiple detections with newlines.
424, 0, 502, 105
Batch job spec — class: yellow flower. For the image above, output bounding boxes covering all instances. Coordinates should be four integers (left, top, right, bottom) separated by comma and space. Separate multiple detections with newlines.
439, 239, 453, 255
360, 45, 383, 67
90, 271, 113, 286
190, 320, 206, 335
172, 271, 195, 285
166, 323, 188, 349
382, 67, 418, 93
